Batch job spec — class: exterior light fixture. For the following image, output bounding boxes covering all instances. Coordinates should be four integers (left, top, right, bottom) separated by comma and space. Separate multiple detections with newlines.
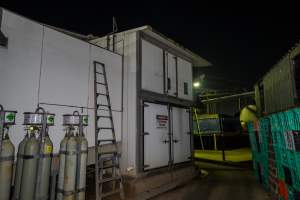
193, 82, 201, 88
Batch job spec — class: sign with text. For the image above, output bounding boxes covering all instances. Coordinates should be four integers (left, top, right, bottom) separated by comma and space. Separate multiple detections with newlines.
156, 115, 168, 128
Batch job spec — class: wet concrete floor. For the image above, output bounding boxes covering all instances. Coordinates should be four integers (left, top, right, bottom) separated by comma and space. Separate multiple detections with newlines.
152, 161, 270, 200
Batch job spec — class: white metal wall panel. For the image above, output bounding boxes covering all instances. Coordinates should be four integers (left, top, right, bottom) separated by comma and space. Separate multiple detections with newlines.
164, 52, 177, 96
172, 107, 191, 164
0, 10, 124, 154
144, 102, 169, 170
141, 39, 164, 94
0, 10, 44, 152
177, 57, 193, 100
39, 27, 90, 106
119, 33, 137, 174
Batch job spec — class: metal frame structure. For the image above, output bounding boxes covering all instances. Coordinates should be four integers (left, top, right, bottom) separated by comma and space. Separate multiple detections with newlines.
136, 31, 195, 173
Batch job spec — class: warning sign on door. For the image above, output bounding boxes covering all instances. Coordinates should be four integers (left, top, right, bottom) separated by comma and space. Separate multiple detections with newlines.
156, 115, 168, 128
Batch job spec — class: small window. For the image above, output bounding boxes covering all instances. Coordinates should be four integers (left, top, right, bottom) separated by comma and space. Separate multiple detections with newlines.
184, 82, 188, 95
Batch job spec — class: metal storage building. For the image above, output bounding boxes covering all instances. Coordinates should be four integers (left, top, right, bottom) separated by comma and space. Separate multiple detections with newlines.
0, 8, 211, 198
91, 26, 211, 176
255, 42, 300, 116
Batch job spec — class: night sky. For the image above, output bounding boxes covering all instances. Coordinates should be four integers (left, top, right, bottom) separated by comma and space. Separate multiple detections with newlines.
2, 2, 300, 91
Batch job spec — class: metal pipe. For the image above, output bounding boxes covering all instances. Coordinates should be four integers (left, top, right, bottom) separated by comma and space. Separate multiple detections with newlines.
38, 102, 123, 113
0, 105, 4, 154
201, 91, 254, 104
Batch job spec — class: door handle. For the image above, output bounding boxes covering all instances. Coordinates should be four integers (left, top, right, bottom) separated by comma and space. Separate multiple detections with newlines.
162, 140, 169, 144
173, 139, 179, 143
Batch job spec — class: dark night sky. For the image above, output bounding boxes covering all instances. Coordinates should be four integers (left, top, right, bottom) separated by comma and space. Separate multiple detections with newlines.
2, 2, 300, 90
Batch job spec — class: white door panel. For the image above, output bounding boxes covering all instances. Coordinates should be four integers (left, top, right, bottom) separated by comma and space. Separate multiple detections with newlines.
144, 103, 169, 170
141, 39, 164, 94
177, 58, 193, 100
164, 52, 177, 96
172, 107, 191, 164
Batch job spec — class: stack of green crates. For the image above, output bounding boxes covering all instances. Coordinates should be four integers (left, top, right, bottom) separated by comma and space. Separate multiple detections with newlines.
269, 108, 300, 200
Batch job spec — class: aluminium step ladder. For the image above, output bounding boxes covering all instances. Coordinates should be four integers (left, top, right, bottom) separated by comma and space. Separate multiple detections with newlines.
94, 61, 125, 200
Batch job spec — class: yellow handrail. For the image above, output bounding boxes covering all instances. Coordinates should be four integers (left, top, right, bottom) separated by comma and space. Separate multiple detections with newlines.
193, 108, 204, 150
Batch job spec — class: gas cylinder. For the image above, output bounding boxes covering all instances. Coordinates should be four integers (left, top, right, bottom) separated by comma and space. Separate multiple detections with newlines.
12, 132, 30, 200
57, 131, 69, 200
64, 132, 78, 200
76, 134, 88, 200
59, 112, 89, 200
19, 132, 39, 200
0, 133, 15, 200
35, 132, 53, 200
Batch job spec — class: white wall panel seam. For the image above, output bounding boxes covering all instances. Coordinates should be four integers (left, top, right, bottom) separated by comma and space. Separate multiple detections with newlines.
37, 26, 45, 106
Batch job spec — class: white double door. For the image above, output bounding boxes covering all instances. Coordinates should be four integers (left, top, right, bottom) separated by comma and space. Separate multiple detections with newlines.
143, 102, 191, 170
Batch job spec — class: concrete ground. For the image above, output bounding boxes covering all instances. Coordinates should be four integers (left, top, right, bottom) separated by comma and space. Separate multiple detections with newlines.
152, 161, 271, 200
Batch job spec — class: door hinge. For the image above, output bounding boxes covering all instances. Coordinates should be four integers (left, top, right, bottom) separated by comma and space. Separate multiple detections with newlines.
141, 132, 149, 136
143, 165, 150, 169
187, 131, 191, 135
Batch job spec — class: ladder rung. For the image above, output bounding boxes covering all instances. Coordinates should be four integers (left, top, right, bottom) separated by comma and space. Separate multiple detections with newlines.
98, 155, 115, 162
98, 139, 115, 143
96, 72, 104, 75
99, 127, 113, 130
97, 104, 110, 108
96, 82, 106, 86
98, 150, 118, 155
96, 128, 115, 132
101, 189, 122, 198
96, 93, 108, 96
97, 115, 112, 119
100, 164, 119, 169
99, 176, 121, 184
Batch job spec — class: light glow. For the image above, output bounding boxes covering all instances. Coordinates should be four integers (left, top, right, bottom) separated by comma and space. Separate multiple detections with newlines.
193, 82, 201, 88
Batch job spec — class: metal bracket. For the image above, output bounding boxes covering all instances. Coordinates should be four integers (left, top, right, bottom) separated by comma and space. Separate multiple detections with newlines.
143, 103, 149, 107
0, 8, 8, 47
